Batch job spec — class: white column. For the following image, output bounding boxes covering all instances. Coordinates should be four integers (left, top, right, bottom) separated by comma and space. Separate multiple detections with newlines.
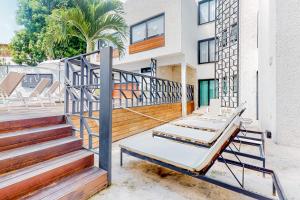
181, 61, 187, 116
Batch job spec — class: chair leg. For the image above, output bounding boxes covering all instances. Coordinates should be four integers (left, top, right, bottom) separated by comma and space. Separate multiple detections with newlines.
120, 150, 123, 167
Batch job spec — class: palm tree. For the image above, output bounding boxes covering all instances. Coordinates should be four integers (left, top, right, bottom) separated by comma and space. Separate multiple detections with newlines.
45, 0, 127, 54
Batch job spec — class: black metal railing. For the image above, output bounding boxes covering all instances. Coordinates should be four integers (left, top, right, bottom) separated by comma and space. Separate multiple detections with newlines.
112, 68, 194, 108
64, 48, 112, 183
64, 47, 194, 183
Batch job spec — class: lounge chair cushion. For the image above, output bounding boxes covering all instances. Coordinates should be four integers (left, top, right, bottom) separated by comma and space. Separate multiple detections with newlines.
29, 78, 50, 98
45, 81, 60, 97
153, 124, 219, 145
173, 118, 225, 131
120, 134, 209, 171
193, 117, 240, 171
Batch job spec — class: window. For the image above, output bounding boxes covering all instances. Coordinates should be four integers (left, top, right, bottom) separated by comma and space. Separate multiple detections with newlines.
222, 77, 227, 95
233, 74, 238, 93
231, 23, 238, 43
198, 38, 216, 64
222, 29, 228, 47
130, 14, 165, 44
147, 16, 164, 38
141, 67, 151, 74
131, 23, 146, 43
198, 0, 215, 25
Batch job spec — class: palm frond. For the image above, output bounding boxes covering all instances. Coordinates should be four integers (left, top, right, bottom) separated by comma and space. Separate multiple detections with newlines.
45, 0, 128, 53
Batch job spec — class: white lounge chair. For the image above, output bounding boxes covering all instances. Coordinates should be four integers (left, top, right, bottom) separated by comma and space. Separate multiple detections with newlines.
153, 106, 244, 146
193, 99, 222, 116
41, 81, 60, 105
173, 104, 246, 132
0, 72, 25, 104
44, 80, 60, 98
193, 99, 242, 121
16, 78, 50, 107
153, 104, 266, 170
119, 117, 286, 200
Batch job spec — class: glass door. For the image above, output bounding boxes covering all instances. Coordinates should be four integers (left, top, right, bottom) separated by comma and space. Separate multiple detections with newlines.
199, 79, 217, 107
199, 80, 209, 106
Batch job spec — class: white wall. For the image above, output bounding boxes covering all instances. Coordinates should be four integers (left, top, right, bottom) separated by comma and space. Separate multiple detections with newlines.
258, 0, 300, 147
195, 23, 215, 81
239, 0, 259, 119
275, 0, 300, 147
181, 0, 198, 68
114, 0, 182, 67
258, 0, 277, 142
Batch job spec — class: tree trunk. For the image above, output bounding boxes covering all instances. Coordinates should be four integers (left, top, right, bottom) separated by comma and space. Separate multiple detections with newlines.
86, 40, 94, 53
86, 40, 93, 61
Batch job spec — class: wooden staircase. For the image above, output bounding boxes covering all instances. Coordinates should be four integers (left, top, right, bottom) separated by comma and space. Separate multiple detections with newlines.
0, 115, 107, 200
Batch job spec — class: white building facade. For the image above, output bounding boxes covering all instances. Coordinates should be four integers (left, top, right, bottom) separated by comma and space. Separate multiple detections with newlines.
106, 0, 259, 119
95, 0, 300, 147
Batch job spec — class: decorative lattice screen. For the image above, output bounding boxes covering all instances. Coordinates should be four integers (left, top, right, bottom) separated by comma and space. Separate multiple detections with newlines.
215, 0, 239, 108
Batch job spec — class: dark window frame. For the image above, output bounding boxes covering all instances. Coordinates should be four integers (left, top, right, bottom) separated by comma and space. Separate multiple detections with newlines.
130, 13, 165, 44
141, 67, 152, 74
198, 0, 216, 25
198, 38, 216, 64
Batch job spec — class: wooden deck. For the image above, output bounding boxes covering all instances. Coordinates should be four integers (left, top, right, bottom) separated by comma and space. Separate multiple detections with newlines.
0, 114, 107, 199
0, 105, 64, 122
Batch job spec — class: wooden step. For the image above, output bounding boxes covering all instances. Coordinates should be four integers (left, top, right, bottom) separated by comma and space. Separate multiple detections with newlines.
23, 167, 107, 200
0, 150, 94, 200
0, 115, 65, 133
0, 137, 82, 174
0, 124, 72, 151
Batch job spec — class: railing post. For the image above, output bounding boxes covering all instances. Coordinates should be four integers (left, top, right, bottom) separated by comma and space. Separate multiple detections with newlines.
79, 56, 85, 139
64, 61, 69, 114
99, 47, 113, 185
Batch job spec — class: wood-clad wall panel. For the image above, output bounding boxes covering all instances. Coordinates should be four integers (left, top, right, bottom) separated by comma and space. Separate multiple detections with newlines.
71, 101, 194, 149
129, 35, 165, 54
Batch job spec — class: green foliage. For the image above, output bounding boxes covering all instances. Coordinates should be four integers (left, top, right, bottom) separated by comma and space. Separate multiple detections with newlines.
10, 0, 86, 65
10, 0, 127, 65
46, 37, 86, 59
9, 30, 45, 66
46, 0, 128, 54
16, 0, 74, 33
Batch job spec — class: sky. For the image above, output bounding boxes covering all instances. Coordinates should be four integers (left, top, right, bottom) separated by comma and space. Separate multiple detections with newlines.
0, 0, 127, 44
0, 0, 21, 44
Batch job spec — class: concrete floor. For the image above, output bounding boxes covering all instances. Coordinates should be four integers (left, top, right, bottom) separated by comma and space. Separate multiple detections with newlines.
91, 130, 300, 200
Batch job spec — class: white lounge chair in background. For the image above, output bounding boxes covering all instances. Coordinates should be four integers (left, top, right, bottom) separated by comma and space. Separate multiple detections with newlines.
173, 103, 246, 131
153, 106, 245, 146
193, 99, 235, 119
41, 80, 60, 105
16, 78, 50, 107
54, 86, 65, 103
0, 72, 25, 108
